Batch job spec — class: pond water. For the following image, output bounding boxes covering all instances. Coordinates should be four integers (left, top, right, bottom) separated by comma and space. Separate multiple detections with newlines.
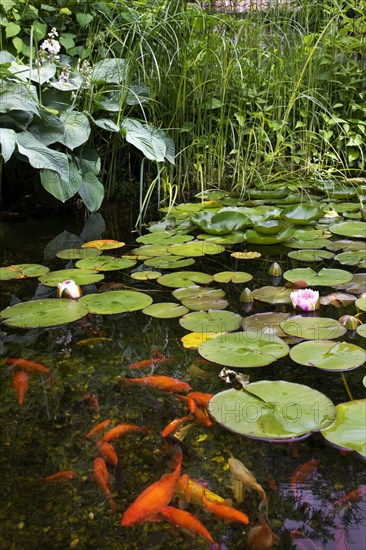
0, 204, 365, 550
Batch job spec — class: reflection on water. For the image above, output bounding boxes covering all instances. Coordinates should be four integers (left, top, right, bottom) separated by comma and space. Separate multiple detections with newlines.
0, 207, 365, 550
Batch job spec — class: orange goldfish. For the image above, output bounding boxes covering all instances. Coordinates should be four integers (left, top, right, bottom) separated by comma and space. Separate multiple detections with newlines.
96, 438, 118, 467
176, 473, 230, 509
12, 370, 29, 405
120, 375, 192, 393
121, 456, 182, 526
6, 358, 53, 385
333, 487, 366, 509
41, 470, 77, 482
247, 515, 279, 550
291, 459, 320, 486
160, 506, 216, 546
193, 407, 213, 427
102, 423, 148, 442
228, 457, 268, 514
202, 489, 249, 525
80, 419, 112, 442
161, 414, 193, 438
93, 457, 117, 513
186, 392, 214, 408
128, 351, 175, 370
78, 392, 99, 412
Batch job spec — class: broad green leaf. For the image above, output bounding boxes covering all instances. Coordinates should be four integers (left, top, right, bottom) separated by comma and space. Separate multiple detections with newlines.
280, 316, 346, 340
75, 256, 136, 271
0, 81, 39, 115
287, 249, 335, 262
321, 400, 366, 458
16, 131, 69, 180
169, 241, 225, 257
252, 286, 292, 304
329, 220, 366, 239
212, 271, 253, 283
355, 296, 366, 312
334, 250, 366, 267
281, 204, 321, 224
283, 267, 353, 286
144, 256, 195, 269
76, 13, 94, 27
130, 270, 161, 281
5, 22, 20, 38
1, 298, 89, 328
38, 268, 104, 287
77, 172, 104, 212
157, 271, 213, 288
59, 111, 91, 150
93, 118, 120, 132
290, 340, 366, 371
242, 312, 292, 338
0, 127, 16, 162
142, 302, 189, 318
92, 58, 126, 84
40, 159, 81, 203
246, 226, 294, 244
180, 310, 242, 333
122, 119, 166, 162
0, 263, 49, 280
80, 290, 152, 314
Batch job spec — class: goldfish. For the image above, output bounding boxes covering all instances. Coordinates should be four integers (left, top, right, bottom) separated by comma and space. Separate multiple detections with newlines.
6, 358, 53, 385
161, 414, 193, 438
12, 370, 29, 405
128, 351, 175, 370
76, 337, 113, 346
202, 489, 249, 525
228, 457, 268, 514
121, 455, 182, 526
247, 515, 279, 550
96, 438, 118, 467
102, 423, 148, 442
159, 505, 216, 546
177, 392, 214, 409
41, 470, 77, 482
120, 375, 192, 393
176, 473, 231, 510
78, 392, 99, 412
290, 459, 320, 498
93, 457, 117, 513
333, 487, 366, 510
80, 419, 112, 442
193, 407, 213, 427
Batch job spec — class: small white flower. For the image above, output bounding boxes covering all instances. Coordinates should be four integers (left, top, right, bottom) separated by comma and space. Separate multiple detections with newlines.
290, 288, 320, 311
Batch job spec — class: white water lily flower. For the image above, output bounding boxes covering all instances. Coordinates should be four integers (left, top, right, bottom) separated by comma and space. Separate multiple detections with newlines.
57, 279, 83, 299
290, 288, 320, 311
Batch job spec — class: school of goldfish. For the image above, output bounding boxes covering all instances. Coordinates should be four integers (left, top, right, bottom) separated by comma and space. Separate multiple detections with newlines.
4, 354, 364, 549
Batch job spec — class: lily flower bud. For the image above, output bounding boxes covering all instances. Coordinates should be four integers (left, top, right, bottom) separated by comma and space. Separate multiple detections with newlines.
268, 262, 282, 276
338, 315, 362, 330
57, 279, 83, 299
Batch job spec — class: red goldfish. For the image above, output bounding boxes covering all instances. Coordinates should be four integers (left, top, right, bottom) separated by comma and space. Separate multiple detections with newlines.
176, 473, 230, 509
161, 414, 193, 438
121, 456, 182, 526
96, 438, 118, 467
12, 370, 29, 405
102, 423, 148, 442
6, 358, 53, 385
128, 351, 175, 370
160, 506, 216, 546
120, 375, 192, 393
93, 457, 117, 513
202, 489, 249, 525
247, 515, 279, 550
80, 419, 112, 442
41, 470, 77, 482
333, 487, 366, 510
291, 459, 320, 498
177, 392, 214, 409
193, 406, 213, 427
78, 392, 99, 412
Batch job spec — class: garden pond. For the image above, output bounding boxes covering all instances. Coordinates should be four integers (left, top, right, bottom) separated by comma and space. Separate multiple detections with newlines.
0, 186, 365, 550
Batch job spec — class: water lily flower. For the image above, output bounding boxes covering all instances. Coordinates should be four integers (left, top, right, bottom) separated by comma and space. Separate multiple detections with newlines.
339, 315, 361, 330
57, 279, 83, 299
290, 288, 319, 311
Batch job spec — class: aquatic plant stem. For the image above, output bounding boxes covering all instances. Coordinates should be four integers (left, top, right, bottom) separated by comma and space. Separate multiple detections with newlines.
341, 372, 354, 401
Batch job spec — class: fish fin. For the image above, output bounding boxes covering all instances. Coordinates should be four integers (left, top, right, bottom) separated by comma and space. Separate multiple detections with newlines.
223, 498, 233, 507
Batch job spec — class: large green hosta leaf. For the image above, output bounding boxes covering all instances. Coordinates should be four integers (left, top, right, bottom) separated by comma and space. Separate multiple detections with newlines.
59, 111, 91, 150
16, 131, 69, 181
40, 159, 82, 203
92, 58, 126, 84
0, 128, 16, 162
321, 399, 366, 458
0, 81, 39, 115
77, 172, 104, 212
121, 119, 174, 163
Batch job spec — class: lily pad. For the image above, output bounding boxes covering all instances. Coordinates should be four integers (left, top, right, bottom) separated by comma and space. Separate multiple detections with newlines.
75, 256, 136, 271
281, 204, 321, 224
169, 241, 225, 257
356, 325, 366, 338
355, 296, 366, 312
212, 271, 253, 284
334, 250, 366, 267
38, 269, 104, 286
180, 310, 242, 333
284, 239, 327, 249
252, 286, 292, 305
81, 239, 125, 250
157, 271, 213, 288
181, 331, 226, 349
333, 273, 366, 294
130, 271, 162, 281
283, 267, 353, 286
142, 302, 189, 318
191, 210, 250, 235
242, 312, 292, 338
287, 250, 335, 262
290, 340, 366, 371
208, 382, 336, 441
56, 248, 103, 260
319, 292, 357, 307
80, 290, 153, 314
254, 220, 290, 234
0, 263, 50, 280
136, 233, 193, 245
198, 331, 289, 367
1, 298, 88, 328
246, 226, 294, 245
329, 220, 366, 239
197, 231, 247, 245
144, 257, 195, 269
321, 399, 366, 458
132, 244, 170, 257
280, 316, 347, 340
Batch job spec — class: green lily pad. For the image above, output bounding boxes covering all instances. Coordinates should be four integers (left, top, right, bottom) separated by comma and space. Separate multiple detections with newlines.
173, 287, 228, 311
173, 286, 224, 301
142, 302, 189, 318
334, 250, 366, 267
1, 298, 88, 328
39, 269, 104, 286
287, 249, 335, 262
75, 256, 137, 271
144, 256, 195, 269
329, 220, 366, 239
169, 241, 225, 257
290, 340, 366, 371
242, 312, 292, 338
0, 263, 50, 280
248, 187, 289, 199
198, 331, 289, 367
355, 296, 366, 312
293, 228, 331, 241
130, 270, 162, 281
321, 399, 366, 458
132, 244, 170, 257
212, 271, 253, 284
157, 271, 213, 288
325, 239, 365, 252
246, 226, 294, 245
197, 231, 247, 245
56, 248, 103, 260
283, 267, 353, 286
319, 292, 357, 307
80, 290, 153, 314
280, 316, 347, 340
208, 382, 335, 440
191, 210, 250, 235
179, 310, 242, 333
281, 204, 321, 224
284, 239, 327, 249
252, 286, 293, 304
136, 233, 193, 245
356, 324, 366, 338
333, 273, 366, 294
254, 220, 290, 234
81, 239, 125, 250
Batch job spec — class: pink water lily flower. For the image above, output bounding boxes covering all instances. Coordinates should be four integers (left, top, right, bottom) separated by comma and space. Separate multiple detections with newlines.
57, 279, 83, 299
290, 288, 319, 311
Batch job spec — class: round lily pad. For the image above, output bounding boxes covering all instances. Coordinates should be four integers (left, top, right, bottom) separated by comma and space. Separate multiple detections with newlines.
174, 287, 228, 311
212, 271, 253, 283
179, 310, 242, 333
81, 239, 125, 250
198, 331, 289, 367
242, 312, 292, 338
191, 210, 250, 235
280, 316, 347, 340
333, 273, 366, 294
254, 220, 290, 234
0, 264, 50, 280
157, 271, 213, 288
181, 331, 226, 349
321, 399, 366, 458
144, 256, 195, 269
56, 248, 102, 260
38, 269, 104, 286
283, 267, 353, 286
231, 251, 261, 259
142, 302, 189, 318
80, 290, 153, 314
355, 296, 366, 312
319, 292, 357, 307
136, 233, 193, 245
329, 221, 366, 238
287, 250, 335, 262
75, 256, 136, 271
1, 298, 88, 328
334, 250, 366, 267
132, 244, 170, 257
208, 382, 336, 441
357, 324, 366, 338
197, 231, 247, 244
281, 204, 321, 224
252, 286, 292, 305
290, 340, 366, 371
169, 241, 225, 257
284, 239, 327, 249
130, 271, 162, 281
245, 227, 294, 245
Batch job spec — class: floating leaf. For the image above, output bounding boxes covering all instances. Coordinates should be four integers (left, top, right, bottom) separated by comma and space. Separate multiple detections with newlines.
321, 399, 366, 458
209, 382, 335, 440
197, 231, 247, 244
130, 271, 161, 281
355, 296, 366, 312
290, 340, 366, 371
144, 256, 195, 269
39, 269, 104, 286
284, 239, 327, 249
157, 271, 213, 288
319, 292, 357, 307
198, 332, 289, 367
132, 244, 170, 257
181, 331, 226, 349
280, 316, 347, 340
357, 325, 366, 338
254, 220, 290, 234
191, 210, 250, 235
329, 220, 366, 239
334, 250, 366, 267
230, 251, 261, 259
287, 250, 335, 262
56, 248, 102, 260
142, 302, 188, 318
212, 271, 253, 283
283, 267, 353, 286
169, 241, 225, 257
80, 290, 152, 314
246, 227, 294, 245
180, 310, 242, 333
75, 256, 136, 271
81, 239, 125, 250
0, 263, 49, 280
136, 233, 193, 245
281, 204, 321, 224
252, 286, 292, 304
1, 298, 88, 328
242, 312, 292, 338
333, 273, 366, 294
